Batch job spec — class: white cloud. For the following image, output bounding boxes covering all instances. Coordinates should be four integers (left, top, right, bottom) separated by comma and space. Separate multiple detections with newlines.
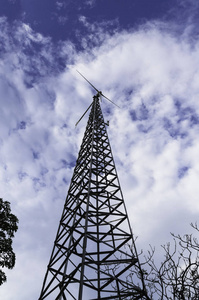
0, 16, 199, 299
72, 23, 199, 250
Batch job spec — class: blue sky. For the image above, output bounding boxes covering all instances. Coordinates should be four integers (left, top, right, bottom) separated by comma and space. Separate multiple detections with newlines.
1, 1, 173, 43
1, 1, 199, 299
1, 0, 197, 48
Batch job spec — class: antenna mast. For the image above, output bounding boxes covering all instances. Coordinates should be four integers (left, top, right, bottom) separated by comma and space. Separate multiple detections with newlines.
38, 75, 147, 299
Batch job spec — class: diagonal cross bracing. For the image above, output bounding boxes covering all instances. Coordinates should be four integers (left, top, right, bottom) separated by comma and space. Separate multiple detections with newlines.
39, 95, 146, 300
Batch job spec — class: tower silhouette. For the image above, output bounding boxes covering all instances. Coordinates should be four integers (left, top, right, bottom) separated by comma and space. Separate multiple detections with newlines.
39, 94, 146, 299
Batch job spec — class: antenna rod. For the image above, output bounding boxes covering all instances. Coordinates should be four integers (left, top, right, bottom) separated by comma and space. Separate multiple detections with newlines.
75, 102, 93, 127
76, 70, 99, 93
76, 70, 120, 108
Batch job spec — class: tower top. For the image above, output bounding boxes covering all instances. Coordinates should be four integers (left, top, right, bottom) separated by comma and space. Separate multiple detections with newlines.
76, 70, 120, 108
75, 71, 120, 127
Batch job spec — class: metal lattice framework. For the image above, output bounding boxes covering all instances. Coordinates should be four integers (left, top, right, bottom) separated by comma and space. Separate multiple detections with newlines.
39, 95, 145, 300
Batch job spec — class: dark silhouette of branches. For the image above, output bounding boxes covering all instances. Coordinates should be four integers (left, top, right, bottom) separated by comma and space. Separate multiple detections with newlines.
130, 223, 199, 299
0, 198, 18, 285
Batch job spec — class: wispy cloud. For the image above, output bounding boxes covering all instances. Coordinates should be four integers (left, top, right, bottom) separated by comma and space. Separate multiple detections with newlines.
0, 7, 199, 298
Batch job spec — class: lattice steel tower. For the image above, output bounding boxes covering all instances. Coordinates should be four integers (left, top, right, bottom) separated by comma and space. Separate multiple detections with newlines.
39, 91, 146, 299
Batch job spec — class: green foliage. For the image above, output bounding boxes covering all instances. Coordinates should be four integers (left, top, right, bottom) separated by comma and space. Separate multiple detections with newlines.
0, 198, 18, 285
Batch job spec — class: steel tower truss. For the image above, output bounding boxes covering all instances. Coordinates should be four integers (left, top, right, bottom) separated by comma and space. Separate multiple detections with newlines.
39, 95, 145, 300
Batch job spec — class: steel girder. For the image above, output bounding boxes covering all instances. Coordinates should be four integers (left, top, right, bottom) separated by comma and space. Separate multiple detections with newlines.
39, 96, 144, 300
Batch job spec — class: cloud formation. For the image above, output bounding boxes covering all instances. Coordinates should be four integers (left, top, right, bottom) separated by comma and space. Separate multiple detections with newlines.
0, 10, 199, 299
